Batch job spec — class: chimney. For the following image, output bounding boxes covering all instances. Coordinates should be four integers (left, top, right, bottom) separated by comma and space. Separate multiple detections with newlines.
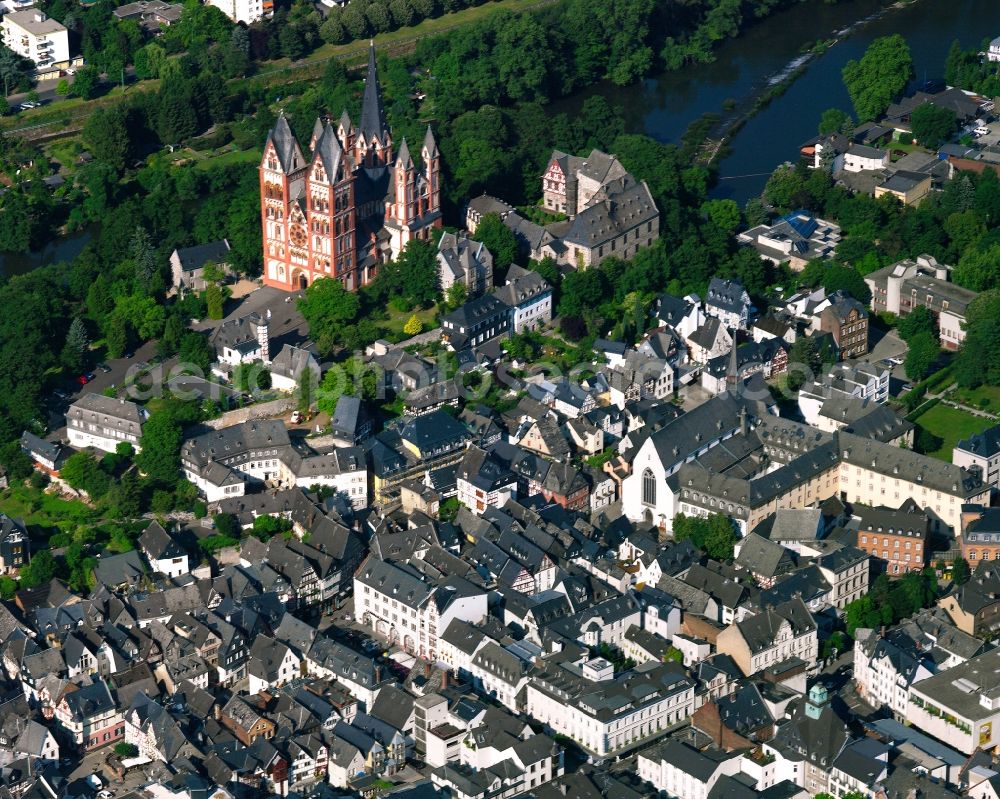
441, 669, 449, 690
213, 703, 222, 721
374, 665, 383, 683
424, 662, 432, 678
256, 316, 270, 364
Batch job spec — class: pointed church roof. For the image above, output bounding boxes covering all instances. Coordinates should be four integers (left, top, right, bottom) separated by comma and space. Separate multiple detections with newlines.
359, 41, 388, 144
310, 118, 325, 148
396, 138, 412, 169
265, 113, 305, 174
422, 126, 438, 158
339, 109, 353, 134
313, 124, 343, 183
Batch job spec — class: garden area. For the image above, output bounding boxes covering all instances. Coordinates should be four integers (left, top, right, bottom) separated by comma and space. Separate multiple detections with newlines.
911, 401, 995, 461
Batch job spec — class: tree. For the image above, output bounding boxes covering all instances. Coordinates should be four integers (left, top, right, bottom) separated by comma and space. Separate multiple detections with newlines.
910, 103, 957, 149
130, 227, 159, 295
233, 361, 271, 393
701, 199, 741, 233
135, 412, 183, 486
445, 282, 467, 311
298, 277, 361, 353
205, 283, 225, 319
474, 213, 519, 273
19, 549, 56, 589
213, 512, 239, 540
70, 65, 101, 100
954, 244, 1000, 292
672, 513, 737, 560
55, 79, 70, 96
818, 107, 853, 135
403, 314, 423, 335
897, 306, 936, 343
82, 105, 133, 173
842, 35, 913, 122
61, 317, 89, 373
378, 240, 440, 307
178, 331, 213, 374
952, 556, 971, 585
904, 331, 939, 381
114, 743, 139, 758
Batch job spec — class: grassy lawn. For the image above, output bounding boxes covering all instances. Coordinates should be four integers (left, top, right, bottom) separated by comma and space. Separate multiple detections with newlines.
951, 384, 1000, 413
912, 403, 995, 461
381, 304, 439, 339
0, 484, 99, 534
253, 0, 558, 77
192, 147, 263, 170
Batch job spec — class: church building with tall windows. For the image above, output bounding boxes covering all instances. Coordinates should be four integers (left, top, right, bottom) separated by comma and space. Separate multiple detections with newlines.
258, 42, 442, 292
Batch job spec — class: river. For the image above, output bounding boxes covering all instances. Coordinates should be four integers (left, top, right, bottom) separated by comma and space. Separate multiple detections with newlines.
555, 0, 1000, 205
0, 225, 94, 278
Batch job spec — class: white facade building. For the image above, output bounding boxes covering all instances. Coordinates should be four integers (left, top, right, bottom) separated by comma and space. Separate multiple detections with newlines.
204, 0, 271, 23
354, 557, 488, 662
525, 658, 694, 757
66, 395, 148, 454
1, 10, 69, 71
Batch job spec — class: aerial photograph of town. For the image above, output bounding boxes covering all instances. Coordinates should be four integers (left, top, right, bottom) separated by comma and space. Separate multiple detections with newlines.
4, 0, 1000, 797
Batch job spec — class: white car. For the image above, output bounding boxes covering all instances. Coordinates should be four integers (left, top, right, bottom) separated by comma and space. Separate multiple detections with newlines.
975, 126, 991, 136
98, 791, 114, 799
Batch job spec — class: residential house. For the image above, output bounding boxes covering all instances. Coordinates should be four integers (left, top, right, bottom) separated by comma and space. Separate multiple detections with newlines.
169, 239, 231, 293
492, 265, 552, 334
704, 278, 752, 331
855, 502, 929, 576
954, 426, 1000, 491
864, 254, 977, 350
715, 597, 817, 677
440, 294, 511, 352
268, 344, 321, 393
437, 233, 493, 297
138, 521, 188, 579
1, 10, 69, 73
525, 657, 694, 758
354, 556, 488, 661
738, 211, 841, 270
66, 395, 148, 454
0, 515, 28, 574
53, 678, 123, 752
816, 291, 869, 359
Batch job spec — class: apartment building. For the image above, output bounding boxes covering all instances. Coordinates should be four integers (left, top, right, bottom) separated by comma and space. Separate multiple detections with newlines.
838, 432, 990, 534
854, 501, 929, 576
66, 395, 148, 454
907, 647, 1000, 754
715, 597, 818, 676
354, 556, 488, 662
1, 10, 69, 72
865, 254, 977, 349
205, 0, 271, 23
954, 424, 1000, 490
525, 657, 694, 758
181, 420, 367, 507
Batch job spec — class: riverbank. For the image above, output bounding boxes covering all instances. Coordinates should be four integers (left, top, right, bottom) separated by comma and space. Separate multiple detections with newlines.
694, 0, 920, 168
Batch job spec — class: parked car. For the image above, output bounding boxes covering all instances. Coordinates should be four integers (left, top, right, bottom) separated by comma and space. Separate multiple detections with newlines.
76, 373, 94, 385
97, 363, 112, 373
975, 127, 991, 136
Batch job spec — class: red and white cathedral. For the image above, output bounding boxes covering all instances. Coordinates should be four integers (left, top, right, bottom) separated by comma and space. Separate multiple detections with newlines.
258, 43, 442, 292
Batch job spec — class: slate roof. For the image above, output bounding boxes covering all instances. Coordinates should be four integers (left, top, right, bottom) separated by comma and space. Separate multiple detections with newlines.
560, 178, 658, 249
173, 239, 230, 272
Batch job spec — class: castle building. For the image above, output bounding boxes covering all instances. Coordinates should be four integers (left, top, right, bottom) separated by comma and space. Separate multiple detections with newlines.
259, 43, 442, 293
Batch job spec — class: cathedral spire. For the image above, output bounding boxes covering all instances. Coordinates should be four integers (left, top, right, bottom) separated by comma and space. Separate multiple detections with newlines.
726, 331, 739, 392
422, 125, 438, 159
396, 138, 413, 169
359, 40, 388, 145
